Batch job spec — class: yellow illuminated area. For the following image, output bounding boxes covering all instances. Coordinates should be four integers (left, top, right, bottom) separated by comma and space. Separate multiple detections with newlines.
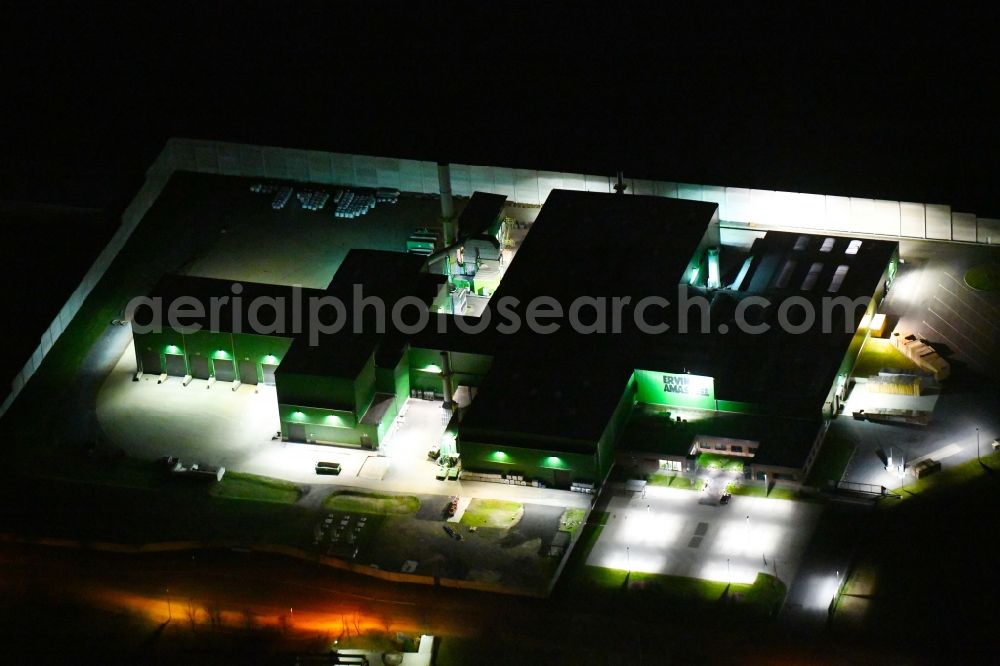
868, 312, 887, 336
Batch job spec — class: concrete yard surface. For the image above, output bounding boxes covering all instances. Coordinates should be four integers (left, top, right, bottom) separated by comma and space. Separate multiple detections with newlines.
97, 342, 591, 510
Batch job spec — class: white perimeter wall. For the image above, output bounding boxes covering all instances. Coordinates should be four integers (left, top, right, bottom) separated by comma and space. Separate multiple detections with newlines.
2, 137, 998, 418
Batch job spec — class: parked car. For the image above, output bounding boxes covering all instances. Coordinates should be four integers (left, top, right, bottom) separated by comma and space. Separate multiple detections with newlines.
719, 492, 732, 505
442, 525, 462, 541
315, 461, 342, 475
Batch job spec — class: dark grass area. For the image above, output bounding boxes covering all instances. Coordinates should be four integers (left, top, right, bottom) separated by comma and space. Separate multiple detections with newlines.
0, 204, 117, 390
724, 481, 821, 502
832, 451, 1000, 655
0, 583, 345, 665
0, 471, 318, 548
210, 472, 302, 504
647, 472, 703, 490
806, 430, 856, 487
323, 490, 421, 515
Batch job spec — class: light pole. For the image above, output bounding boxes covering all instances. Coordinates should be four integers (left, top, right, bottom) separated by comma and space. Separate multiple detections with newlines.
727, 558, 731, 584
166, 588, 171, 622
977, 427, 981, 464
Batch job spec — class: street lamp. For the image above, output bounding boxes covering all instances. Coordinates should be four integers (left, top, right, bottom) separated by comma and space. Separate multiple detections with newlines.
977, 427, 981, 464
727, 558, 731, 584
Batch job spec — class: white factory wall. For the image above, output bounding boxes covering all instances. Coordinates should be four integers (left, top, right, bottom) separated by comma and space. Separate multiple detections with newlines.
2, 137, 998, 418
163, 138, 1000, 245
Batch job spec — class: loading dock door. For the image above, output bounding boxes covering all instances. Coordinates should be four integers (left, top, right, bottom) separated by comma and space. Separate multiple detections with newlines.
164, 353, 187, 377
189, 356, 210, 380
212, 359, 237, 382
553, 469, 572, 490
287, 422, 306, 442
140, 348, 162, 374
238, 360, 259, 385
261, 363, 278, 385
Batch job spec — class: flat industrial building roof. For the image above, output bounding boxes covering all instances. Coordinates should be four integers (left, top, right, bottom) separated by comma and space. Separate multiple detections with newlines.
277, 249, 444, 377
137, 274, 325, 335
452, 191, 896, 470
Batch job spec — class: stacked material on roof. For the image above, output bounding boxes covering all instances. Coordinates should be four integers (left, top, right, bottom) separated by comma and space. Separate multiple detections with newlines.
866, 374, 922, 396
896, 334, 950, 380
334, 189, 378, 218
271, 186, 293, 209
296, 189, 330, 211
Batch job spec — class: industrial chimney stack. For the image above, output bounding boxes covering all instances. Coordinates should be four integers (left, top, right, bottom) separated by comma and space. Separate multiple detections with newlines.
438, 162, 456, 244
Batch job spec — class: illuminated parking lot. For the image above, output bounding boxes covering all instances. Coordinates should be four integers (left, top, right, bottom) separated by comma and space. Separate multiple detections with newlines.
587, 486, 822, 586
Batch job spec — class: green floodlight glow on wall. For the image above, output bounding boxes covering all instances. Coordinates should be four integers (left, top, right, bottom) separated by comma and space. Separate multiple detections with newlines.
491, 450, 508, 461
689, 267, 700, 285
213, 349, 230, 359
291, 410, 305, 420
423, 364, 442, 374
264, 354, 278, 364
635, 369, 717, 410
543, 456, 566, 468
165, 344, 180, 354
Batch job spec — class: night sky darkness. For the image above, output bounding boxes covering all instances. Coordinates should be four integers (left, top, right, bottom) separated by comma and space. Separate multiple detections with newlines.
0, 2, 998, 385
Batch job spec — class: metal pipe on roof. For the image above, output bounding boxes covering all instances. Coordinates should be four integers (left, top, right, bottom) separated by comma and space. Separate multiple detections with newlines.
440, 350, 454, 411
438, 163, 456, 245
